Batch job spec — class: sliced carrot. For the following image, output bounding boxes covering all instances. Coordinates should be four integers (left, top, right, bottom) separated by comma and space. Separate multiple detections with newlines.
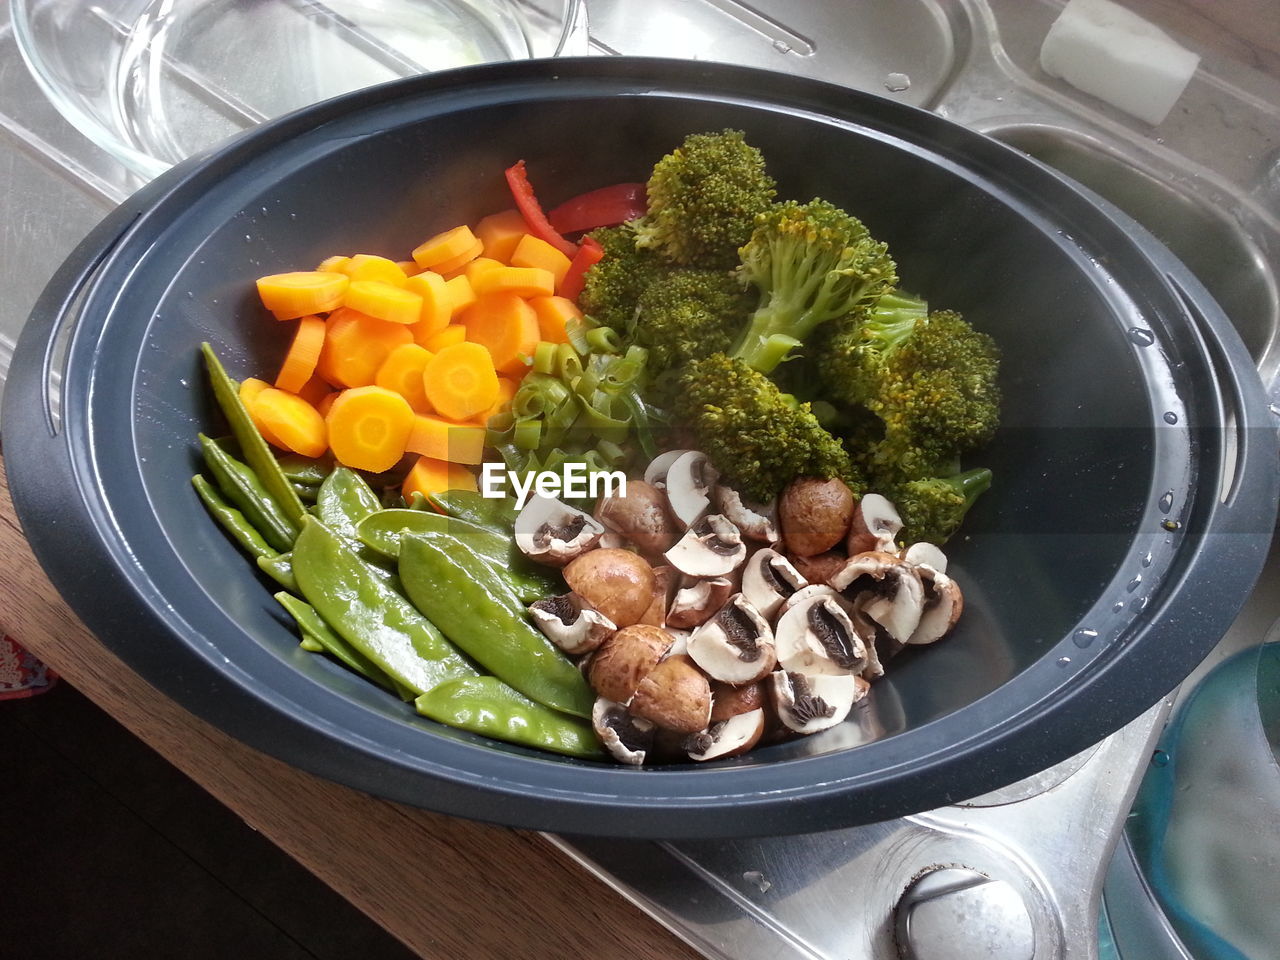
459, 291, 540, 375
396, 260, 419, 277
315, 307, 413, 388
316, 391, 339, 418
470, 376, 518, 425
471, 265, 555, 299
412, 225, 478, 270
461, 257, 505, 285
344, 279, 422, 325
344, 254, 407, 286
402, 456, 478, 500
405, 414, 487, 465
424, 324, 467, 352
510, 234, 572, 287
429, 238, 484, 276
403, 271, 452, 340
375, 343, 434, 414
325, 386, 415, 473
253, 387, 329, 459
296, 374, 334, 408
422, 341, 500, 421
474, 208, 528, 263
444, 275, 476, 316
316, 255, 351, 273
274, 315, 326, 393
528, 295, 581, 345
239, 377, 287, 448
256, 271, 348, 320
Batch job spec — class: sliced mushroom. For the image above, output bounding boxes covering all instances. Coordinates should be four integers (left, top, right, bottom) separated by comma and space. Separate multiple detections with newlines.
638, 565, 679, 628
902, 541, 948, 574
527, 593, 617, 655
594, 480, 679, 556
709, 680, 765, 722
598, 530, 630, 551
830, 551, 926, 644
907, 567, 964, 645
778, 583, 841, 616
664, 628, 691, 658
714, 486, 779, 543
642, 449, 692, 490
741, 548, 808, 621
846, 493, 903, 555
774, 592, 869, 676
629, 654, 713, 734
687, 594, 776, 684
787, 549, 848, 586
563, 548, 656, 627
685, 710, 766, 761
664, 451, 719, 530
589, 624, 673, 704
666, 576, 735, 629
664, 514, 748, 578
770, 669, 869, 734
513, 495, 605, 567
592, 699, 655, 765
778, 477, 855, 557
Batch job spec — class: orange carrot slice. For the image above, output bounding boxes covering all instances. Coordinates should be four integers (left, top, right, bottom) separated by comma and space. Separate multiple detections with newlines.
344, 254, 407, 286
510, 234, 572, 286
412, 225, 478, 269
325, 386, 415, 473
316, 255, 351, 273
253, 387, 329, 458
395, 260, 419, 277
315, 307, 413, 388
403, 271, 452, 339
422, 341, 500, 421
460, 257, 505, 285
316, 391, 339, 418
471, 265, 555, 299
239, 377, 287, 448
470, 376, 518, 425
444, 275, 476, 316
296, 373, 334, 408
474, 208, 527, 263
402, 456, 477, 500
528, 295, 582, 345
344, 279, 422, 325
405, 414, 487, 465
459, 291, 540, 375
375, 343, 435, 414
429, 238, 484, 276
256, 271, 348, 319
274, 315, 326, 393
423, 324, 467, 353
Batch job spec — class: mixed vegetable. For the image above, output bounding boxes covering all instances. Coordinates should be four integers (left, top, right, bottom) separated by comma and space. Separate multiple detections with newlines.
192, 131, 1001, 764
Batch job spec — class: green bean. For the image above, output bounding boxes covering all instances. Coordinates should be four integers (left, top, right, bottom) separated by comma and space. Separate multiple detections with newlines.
191, 474, 280, 560
201, 343, 306, 526
257, 552, 299, 593
398, 534, 593, 718
415, 677, 603, 759
276, 453, 334, 486
198, 434, 297, 553
291, 518, 477, 697
274, 592, 409, 699
290, 481, 319, 503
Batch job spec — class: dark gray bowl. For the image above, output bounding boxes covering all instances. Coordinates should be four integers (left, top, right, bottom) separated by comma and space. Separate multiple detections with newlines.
5, 58, 1275, 837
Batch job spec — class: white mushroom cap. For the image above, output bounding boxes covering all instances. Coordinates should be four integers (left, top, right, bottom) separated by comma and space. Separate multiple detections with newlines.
666, 576, 735, 629
778, 583, 841, 617
774, 592, 869, 677
829, 551, 926, 644
528, 594, 617, 655
846, 493, 903, 555
740, 548, 807, 622
770, 669, 868, 734
906, 567, 964, 645
714, 486, 779, 543
685, 709, 766, 761
592, 699, 655, 765
664, 451, 719, 530
663, 514, 748, 578
513, 495, 605, 567
902, 541, 948, 574
642, 449, 692, 490
687, 594, 776, 684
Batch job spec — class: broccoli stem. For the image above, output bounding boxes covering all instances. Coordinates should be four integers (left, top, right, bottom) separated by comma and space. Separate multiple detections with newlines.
950, 467, 993, 508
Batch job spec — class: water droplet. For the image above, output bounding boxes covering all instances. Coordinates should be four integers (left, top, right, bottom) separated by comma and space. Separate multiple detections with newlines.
884, 72, 911, 92
1072, 628, 1098, 648
1162, 519, 1182, 532
1151, 750, 1170, 767
1131, 596, 1149, 612
1158, 490, 1174, 513
178, 378, 189, 388
1163, 411, 1178, 424
771, 40, 793, 54
289, 212, 298, 221
185, 290, 194, 299
743, 870, 772, 893
1113, 601, 1125, 613
1057, 656, 1072, 667
1141, 551, 1153, 567
1127, 574, 1143, 592
1128, 327, 1155, 346
260, 206, 269, 216
244, 234, 252, 242
1269, 404, 1280, 417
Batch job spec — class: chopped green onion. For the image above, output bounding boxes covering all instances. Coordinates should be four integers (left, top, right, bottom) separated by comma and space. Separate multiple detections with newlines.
585, 326, 622, 354
532, 341, 558, 375
513, 418, 542, 451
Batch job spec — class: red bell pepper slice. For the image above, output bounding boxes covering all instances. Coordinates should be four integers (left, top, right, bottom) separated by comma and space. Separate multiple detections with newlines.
548, 182, 647, 235
557, 235, 604, 302
504, 160, 578, 259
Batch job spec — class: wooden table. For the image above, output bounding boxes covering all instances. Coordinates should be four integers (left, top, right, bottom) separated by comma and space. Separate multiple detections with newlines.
2, 3, 1274, 957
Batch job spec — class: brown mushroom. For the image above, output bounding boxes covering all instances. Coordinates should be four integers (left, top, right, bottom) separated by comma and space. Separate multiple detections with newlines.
664, 514, 748, 578
628, 654, 713, 734
906, 567, 964, 645
778, 477, 855, 557
513, 495, 605, 567
527, 593, 616, 655
588, 624, 673, 704
829, 551, 925, 644
564, 549, 657, 627
594, 480, 678, 555
684, 710, 766, 761
709, 680, 765, 723
846, 493, 903, 556
638, 565, 679, 628
666, 576, 735, 629
787, 549, 848, 586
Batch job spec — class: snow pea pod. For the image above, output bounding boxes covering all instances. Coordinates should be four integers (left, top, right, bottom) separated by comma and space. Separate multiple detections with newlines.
276, 453, 334, 486
291, 517, 477, 697
201, 343, 306, 526
398, 533, 593, 718
257, 552, 298, 593
274, 592, 411, 699
314, 467, 382, 541
415, 677, 603, 759
198, 434, 296, 553
191, 474, 279, 560
356, 509, 560, 603
427, 489, 519, 533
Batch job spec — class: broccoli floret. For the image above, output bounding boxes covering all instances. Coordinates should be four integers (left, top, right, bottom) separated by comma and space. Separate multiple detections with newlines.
865, 310, 1001, 479
675, 353, 862, 502
733, 199, 898, 374
579, 224, 670, 333
632, 269, 753, 376
889, 468, 992, 546
633, 129, 777, 269
816, 290, 930, 407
